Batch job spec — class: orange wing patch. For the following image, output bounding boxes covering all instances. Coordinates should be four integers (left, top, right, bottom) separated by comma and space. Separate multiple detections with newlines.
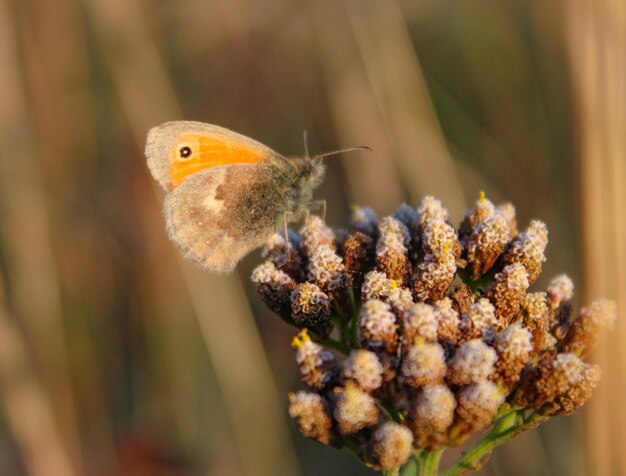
169, 132, 267, 186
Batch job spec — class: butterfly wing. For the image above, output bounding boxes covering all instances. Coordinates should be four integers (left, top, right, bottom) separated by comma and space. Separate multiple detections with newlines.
163, 163, 288, 273
146, 121, 280, 190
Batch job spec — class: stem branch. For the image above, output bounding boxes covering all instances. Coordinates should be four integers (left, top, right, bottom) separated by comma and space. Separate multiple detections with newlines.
441, 411, 547, 476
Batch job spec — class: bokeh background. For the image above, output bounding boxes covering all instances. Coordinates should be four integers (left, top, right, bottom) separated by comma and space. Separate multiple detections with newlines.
0, 0, 624, 475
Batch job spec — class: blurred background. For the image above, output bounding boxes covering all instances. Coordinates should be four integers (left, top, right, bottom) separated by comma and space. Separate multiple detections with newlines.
0, 0, 624, 475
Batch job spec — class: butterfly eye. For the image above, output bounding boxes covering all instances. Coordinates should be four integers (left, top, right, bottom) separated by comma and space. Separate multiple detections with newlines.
179, 146, 192, 159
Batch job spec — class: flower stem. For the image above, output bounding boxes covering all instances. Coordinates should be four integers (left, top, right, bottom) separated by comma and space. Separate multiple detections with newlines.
418, 449, 444, 476
383, 469, 400, 476
441, 411, 547, 476
323, 337, 349, 354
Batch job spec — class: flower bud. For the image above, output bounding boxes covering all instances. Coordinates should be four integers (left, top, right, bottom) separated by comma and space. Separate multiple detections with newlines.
300, 215, 335, 257
342, 349, 384, 393
261, 231, 304, 280
413, 253, 457, 302
422, 219, 460, 259
351, 206, 380, 237
547, 274, 574, 327
401, 302, 439, 346
547, 274, 574, 310
252, 262, 297, 323
465, 215, 509, 279
493, 323, 533, 389
376, 233, 411, 284
361, 270, 396, 302
454, 381, 504, 438
407, 385, 456, 449
369, 422, 414, 471
502, 220, 548, 285
489, 263, 529, 328
401, 339, 447, 387
496, 202, 518, 239
434, 297, 461, 346
378, 216, 411, 247
358, 300, 399, 354
291, 282, 332, 331
342, 231, 375, 287
459, 192, 495, 239
333, 382, 380, 434
447, 339, 497, 386
307, 244, 351, 299
288, 391, 333, 444
292, 329, 337, 389
561, 299, 616, 357
459, 298, 497, 342
517, 353, 600, 415
519, 292, 550, 354
393, 203, 418, 234
416, 196, 450, 231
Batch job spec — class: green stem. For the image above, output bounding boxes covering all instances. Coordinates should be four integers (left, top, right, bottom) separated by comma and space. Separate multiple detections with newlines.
441, 411, 547, 476
377, 400, 403, 424
383, 469, 400, 476
400, 452, 419, 476
340, 318, 351, 348
349, 314, 360, 349
418, 449, 444, 476
349, 293, 361, 349
323, 337, 349, 354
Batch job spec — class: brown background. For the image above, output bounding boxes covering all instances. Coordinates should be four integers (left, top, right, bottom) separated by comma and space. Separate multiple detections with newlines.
0, 0, 624, 475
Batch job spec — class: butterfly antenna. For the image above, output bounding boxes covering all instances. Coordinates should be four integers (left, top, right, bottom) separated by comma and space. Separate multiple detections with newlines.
313, 146, 372, 160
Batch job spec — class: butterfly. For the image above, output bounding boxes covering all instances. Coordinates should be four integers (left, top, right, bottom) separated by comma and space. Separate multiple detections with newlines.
146, 121, 367, 274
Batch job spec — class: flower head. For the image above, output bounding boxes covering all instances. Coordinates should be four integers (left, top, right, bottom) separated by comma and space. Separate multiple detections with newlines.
251, 196, 617, 472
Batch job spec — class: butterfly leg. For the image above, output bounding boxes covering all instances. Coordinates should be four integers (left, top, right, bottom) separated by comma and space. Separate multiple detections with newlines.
302, 130, 310, 157
283, 212, 289, 245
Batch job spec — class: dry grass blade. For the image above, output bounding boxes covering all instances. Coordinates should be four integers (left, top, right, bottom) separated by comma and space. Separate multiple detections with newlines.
0, 0, 82, 470
305, 0, 405, 213
568, 0, 626, 473
345, 0, 466, 218
0, 270, 76, 476
82, 0, 300, 473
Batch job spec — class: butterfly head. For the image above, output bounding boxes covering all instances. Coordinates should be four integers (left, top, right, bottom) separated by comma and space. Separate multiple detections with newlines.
282, 155, 326, 218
